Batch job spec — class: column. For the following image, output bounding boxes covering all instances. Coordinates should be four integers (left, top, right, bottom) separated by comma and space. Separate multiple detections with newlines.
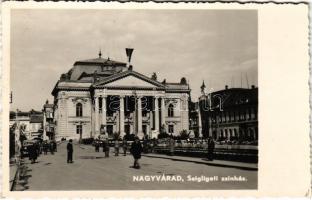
137, 96, 144, 139
198, 108, 202, 138
101, 96, 107, 133
154, 97, 159, 132
95, 96, 100, 134
161, 97, 166, 128
43, 111, 47, 140
119, 96, 125, 138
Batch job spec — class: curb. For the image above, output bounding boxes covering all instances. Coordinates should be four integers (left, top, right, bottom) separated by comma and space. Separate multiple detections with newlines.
142, 154, 258, 171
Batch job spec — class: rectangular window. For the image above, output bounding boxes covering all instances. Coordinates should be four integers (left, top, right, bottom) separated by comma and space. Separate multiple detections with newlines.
168, 125, 174, 133
76, 125, 82, 134
99, 98, 102, 112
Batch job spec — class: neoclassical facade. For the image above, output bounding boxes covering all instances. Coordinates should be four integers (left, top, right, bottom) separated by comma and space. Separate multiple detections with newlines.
52, 53, 190, 140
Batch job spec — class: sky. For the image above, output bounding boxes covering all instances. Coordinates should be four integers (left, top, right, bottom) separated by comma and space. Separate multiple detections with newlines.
10, 9, 257, 111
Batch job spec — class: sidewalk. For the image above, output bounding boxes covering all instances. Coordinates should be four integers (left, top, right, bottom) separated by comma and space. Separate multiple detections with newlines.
142, 153, 258, 170
80, 144, 257, 170
9, 162, 18, 190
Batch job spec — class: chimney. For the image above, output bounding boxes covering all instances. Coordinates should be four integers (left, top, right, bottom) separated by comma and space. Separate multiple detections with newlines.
225, 85, 228, 90
251, 85, 255, 89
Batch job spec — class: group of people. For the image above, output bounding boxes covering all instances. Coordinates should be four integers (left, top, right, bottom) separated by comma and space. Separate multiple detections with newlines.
26, 140, 57, 164
93, 138, 129, 157
92, 137, 143, 169
42, 140, 57, 155
64, 136, 215, 168
93, 139, 113, 157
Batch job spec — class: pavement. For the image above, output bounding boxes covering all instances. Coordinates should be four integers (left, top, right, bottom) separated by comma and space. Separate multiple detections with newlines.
15, 142, 257, 190
9, 162, 18, 190
142, 154, 258, 170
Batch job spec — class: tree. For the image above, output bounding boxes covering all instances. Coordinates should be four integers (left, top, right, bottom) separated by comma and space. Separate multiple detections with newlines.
113, 132, 120, 140
158, 124, 169, 139
179, 129, 189, 140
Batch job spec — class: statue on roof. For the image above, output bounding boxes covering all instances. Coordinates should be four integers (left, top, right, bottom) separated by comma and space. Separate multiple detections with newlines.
93, 70, 99, 82
180, 77, 187, 85
151, 72, 157, 81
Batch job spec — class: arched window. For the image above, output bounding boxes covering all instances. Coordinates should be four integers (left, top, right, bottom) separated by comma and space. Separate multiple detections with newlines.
168, 104, 174, 117
76, 103, 83, 117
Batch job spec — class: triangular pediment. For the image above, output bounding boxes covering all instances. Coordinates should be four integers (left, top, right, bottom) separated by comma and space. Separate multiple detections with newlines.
106, 75, 158, 87
94, 71, 164, 89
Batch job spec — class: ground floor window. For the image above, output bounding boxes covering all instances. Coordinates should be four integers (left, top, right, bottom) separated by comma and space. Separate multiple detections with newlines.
76, 125, 82, 134
168, 125, 174, 134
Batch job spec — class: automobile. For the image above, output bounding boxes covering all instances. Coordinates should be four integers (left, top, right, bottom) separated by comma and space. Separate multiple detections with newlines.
21, 140, 35, 158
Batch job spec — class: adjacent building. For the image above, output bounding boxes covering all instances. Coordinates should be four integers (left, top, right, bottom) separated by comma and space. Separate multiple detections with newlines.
199, 83, 258, 141
51, 50, 190, 140
9, 110, 43, 139
43, 100, 55, 140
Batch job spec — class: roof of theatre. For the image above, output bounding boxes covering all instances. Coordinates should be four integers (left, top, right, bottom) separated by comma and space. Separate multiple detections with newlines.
52, 54, 190, 95
74, 57, 127, 67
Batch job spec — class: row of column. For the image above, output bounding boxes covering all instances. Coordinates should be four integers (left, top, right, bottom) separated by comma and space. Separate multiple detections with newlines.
94, 95, 166, 138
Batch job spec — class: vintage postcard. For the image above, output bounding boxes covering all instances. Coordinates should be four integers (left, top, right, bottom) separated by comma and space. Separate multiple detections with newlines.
1, 1, 310, 198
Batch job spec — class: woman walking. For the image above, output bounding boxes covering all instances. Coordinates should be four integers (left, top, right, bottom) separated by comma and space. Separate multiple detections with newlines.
130, 137, 143, 169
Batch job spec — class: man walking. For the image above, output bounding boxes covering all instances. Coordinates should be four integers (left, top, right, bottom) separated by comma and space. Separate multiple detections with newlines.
207, 137, 215, 161
114, 139, 119, 156
130, 137, 143, 169
67, 139, 73, 163
50, 141, 55, 155
103, 139, 110, 157
28, 143, 38, 164
122, 138, 127, 156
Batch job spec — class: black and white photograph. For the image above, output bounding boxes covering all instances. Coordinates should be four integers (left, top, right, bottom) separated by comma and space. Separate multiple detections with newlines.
7, 8, 259, 191
4, 4, 305, 194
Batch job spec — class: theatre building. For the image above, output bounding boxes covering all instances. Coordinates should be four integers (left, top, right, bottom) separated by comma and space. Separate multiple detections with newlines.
199, 83, 258, 141
51, 50, 190, 140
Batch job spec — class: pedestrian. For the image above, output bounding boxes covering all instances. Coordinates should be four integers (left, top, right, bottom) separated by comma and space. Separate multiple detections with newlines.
104, 139, 110, 157
169, 136, 175, 156
207, 137, 215, 161
95, 140, 99, 152
28, 143, 37, 164
50, 141, 54, 155
151, 139, 157, 153
114, 139, 119, 156
43, 141, 48, 155
130, 137, 143, 169
67, 139, 73, 163
143, 139, 148, 153
52, 140, 57, 152
122, 138, 127, 156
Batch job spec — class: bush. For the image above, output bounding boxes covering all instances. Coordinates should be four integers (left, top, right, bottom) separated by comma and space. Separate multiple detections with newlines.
179, 129, 189, 140
124, 133, 136, 141
158, 132, 169, 139
113, 132, 121, 140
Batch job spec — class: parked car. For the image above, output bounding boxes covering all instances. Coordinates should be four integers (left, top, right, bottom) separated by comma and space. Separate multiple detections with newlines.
21, 140, 35, 158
